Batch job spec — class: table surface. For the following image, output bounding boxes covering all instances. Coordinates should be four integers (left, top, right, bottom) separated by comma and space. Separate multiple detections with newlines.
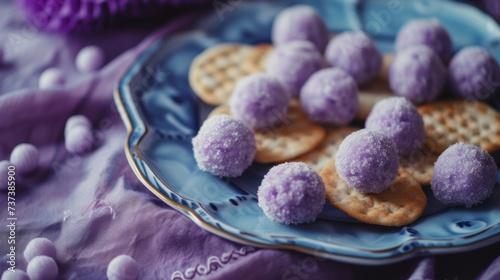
0, 0, 499, 279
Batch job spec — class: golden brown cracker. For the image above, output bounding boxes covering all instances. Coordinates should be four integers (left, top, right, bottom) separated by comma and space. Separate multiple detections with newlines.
400, 153, 438, 186
293, 126, 358, 172
242, 44, 274, 73
320, 160, 427, 227
189, 44, 256, 105
207, 102, 326, 163
418, 100, 500, 154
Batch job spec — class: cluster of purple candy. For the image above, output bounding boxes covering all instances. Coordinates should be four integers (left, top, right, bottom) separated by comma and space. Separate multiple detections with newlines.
193, 5, 499, 225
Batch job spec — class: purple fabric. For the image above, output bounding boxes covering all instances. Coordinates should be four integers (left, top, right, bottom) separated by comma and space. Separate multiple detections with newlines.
0, 1, 499, 279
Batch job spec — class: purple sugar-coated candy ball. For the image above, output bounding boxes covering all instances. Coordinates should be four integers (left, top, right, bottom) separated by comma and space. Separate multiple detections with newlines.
0, 161, 11, 191
395, 19, 452, 62
39, 68, 65, 89
24, 238, 57, 262
300, 68, 359, 125
107, 255, 140, 280
335, 129, 399, 193
1, 269, 30, 280
366, 97, 424, 156
257, 162, 326, 225
431, 143, 497, 207
76, 46, 105, 73
65, 115, 92, 136
266, 41, 323, 97
192, 115, 256, 177
65, 126, 94, 154
229, 73, 290, 129
27, 256, 58, 280
272, 5, 329, 52
449, 47, 500, 99
10, 143, 39, 175
389, 45, 446, 104
325, 32, 382, 86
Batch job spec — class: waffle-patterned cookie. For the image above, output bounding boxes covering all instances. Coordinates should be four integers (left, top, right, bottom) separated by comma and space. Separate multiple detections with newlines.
189, 44, 256, 105
418, 100, 500, 154
242, 44, 274, 73
321, 160, 427, 227
293, 126, 358, 172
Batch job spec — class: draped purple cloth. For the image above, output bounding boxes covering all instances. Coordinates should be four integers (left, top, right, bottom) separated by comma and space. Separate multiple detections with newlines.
0, 1, 499, 279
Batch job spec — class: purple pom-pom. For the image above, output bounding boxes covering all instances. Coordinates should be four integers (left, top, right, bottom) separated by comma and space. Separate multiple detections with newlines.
27, 256, 58, 280
107, 255, 140, 280
272, 5, 329, 52
300, 68, 358, 125
267, 41, 323, 96
229, 73, 290, 129
76, 46, 106, 73
389, 45, 446, 104
10, 143, 39, 175
335, 129, 399, 193
257, 162, 325, 225
325, 32, 382, 86
449, 47, 500, 100
431, 143, 497, 207
39, 68, 66, 89
395, 19, 453, 62
1, 269, 30, 280
24, 238, 57, 263
192, 115, 256, 177
366, 97, 424, 156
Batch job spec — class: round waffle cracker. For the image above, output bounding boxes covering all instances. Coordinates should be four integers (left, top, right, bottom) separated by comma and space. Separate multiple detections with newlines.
189, 44, 256, 105
242, 44, 274, 73
401, 152, 439, 186
207, 102, 326, 163
293, 126, 359, 172
320, 160, 427, 227
418, 100, 500, 154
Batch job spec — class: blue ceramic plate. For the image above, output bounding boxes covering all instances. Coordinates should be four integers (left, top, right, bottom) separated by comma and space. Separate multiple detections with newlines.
115, 0, 500, 265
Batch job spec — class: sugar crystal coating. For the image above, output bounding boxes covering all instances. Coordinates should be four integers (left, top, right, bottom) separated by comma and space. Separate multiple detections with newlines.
395, 19, 452, 62
257, 162, 326, 225
431, 143, 497, 207
267, 41, 323, 96
107, 255, 139, 280
449, 47, 500, 99
192, 115, 256, 177
24, 238, 57, 262
229, 73, 290, 129
76, 46, 105, 73
325, 32, 382, 85
389, 45, 446, 104
1, 269, 30, 280
272, 5, 329, 51
27, 256, 58, 280
10, 143, 39, 175
300, 68, 359, 125
335, 129, 399, 193
366, 97, 424, 156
